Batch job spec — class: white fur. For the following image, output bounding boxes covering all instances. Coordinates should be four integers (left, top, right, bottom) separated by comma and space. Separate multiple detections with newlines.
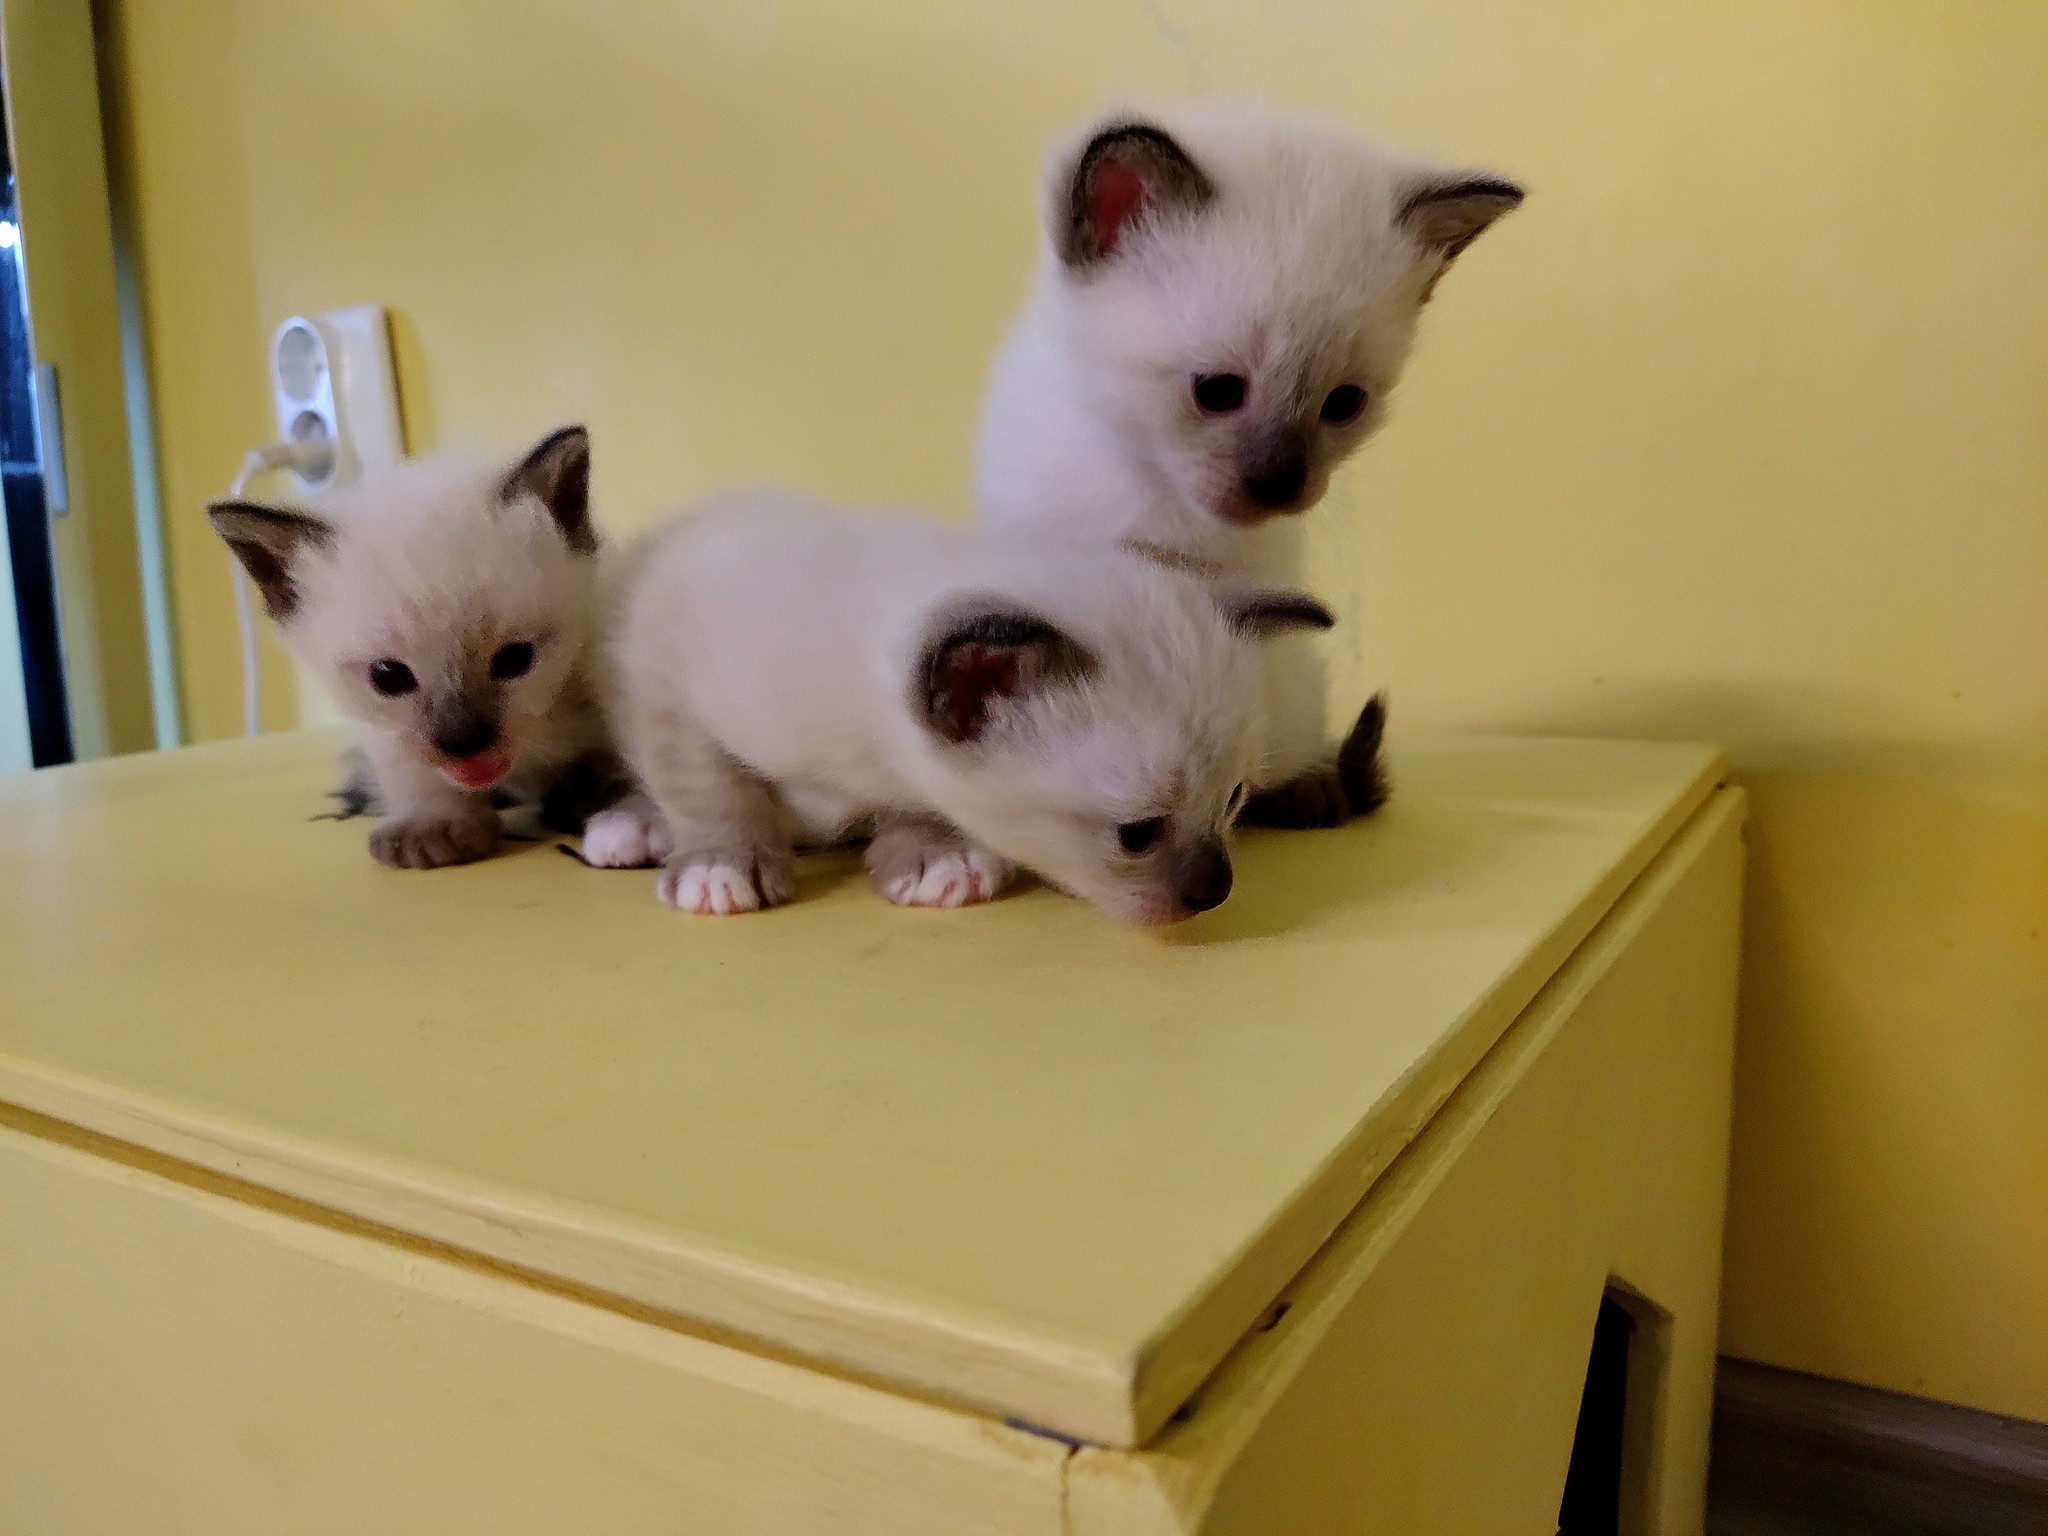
581, 791, 673, 868
877, 846, 1012, 909
976, 100, 1514, 783
609, 490, 1302, 924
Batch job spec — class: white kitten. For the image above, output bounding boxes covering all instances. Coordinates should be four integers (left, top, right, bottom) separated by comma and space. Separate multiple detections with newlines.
597, 490, 1333, 925
207, 427, 622, 868
975, 100, 1522, 825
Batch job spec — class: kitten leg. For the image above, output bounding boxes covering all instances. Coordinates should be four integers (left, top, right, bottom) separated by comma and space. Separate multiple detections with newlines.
359, 737, 501, 869
1240, 694, 1388, 830
637, 717, 795, 915
865, 813, 1014, 908
580, 791, 673, 869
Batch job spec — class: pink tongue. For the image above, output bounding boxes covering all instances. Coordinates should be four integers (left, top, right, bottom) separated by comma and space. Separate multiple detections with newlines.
446, 750, 511, 790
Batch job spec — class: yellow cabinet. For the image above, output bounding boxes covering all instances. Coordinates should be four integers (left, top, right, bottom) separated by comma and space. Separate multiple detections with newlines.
0, 732, 1741, 1532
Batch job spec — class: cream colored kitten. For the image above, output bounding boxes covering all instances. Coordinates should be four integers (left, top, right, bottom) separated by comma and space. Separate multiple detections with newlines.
976, 101, 1522, 826
594, 490, 1332, 925
208, 428, 623, 868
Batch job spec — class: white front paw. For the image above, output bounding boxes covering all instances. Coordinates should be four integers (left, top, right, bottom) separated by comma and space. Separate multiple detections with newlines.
581, 801, 672, 868
880, 847, 1012, 909
654, 846, 796, 916
657, 861, 763, 915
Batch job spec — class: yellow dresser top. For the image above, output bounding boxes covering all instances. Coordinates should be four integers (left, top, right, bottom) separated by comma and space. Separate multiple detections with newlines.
0, 730, 1722, 1445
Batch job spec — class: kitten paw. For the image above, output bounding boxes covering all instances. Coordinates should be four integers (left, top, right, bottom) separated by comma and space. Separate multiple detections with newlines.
656, 846, 797, 915
369, 812, 500, 869
581, 799, 673, 868
881, 848, 1012, 908
866, 819, 1013, 908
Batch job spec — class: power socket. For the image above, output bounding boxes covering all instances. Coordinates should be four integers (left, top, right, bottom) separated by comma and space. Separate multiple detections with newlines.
269, 305, 405, 494
267, 305, 406, 730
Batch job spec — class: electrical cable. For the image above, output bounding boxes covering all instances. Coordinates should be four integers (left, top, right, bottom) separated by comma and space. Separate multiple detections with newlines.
222, 438, 330, 737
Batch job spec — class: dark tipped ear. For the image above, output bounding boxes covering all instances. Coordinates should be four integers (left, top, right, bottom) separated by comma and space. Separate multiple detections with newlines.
502, 425, 595, 554
1217, 588, 1336, 640
1056, 120, 1215, 270
916, 605, 1099, 745
206, 500, 336, 622
1398, 174, 1524, 297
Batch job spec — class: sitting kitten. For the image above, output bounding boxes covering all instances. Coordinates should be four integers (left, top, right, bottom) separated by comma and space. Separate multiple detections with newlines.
975, 100, 1523, 826
595, 490, 1332, 925
207, 426, 623, 868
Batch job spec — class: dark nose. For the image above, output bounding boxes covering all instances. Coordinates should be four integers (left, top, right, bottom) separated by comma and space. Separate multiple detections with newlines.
1174, 839, 1234, 914
431, 698, 499, 759
1242, 439, 1309, 510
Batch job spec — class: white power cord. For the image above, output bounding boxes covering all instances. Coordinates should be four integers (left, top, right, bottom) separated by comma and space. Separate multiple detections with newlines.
224, 440, 330, 737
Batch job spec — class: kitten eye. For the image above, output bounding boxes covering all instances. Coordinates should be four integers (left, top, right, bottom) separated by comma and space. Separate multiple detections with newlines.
1192, 373, 1248, 414
1116, 816, 1168, 855
1319, 384, 1368, 424
368, 659, 416, 697
1228, 782, 1248, 813
490, 641, 536, 681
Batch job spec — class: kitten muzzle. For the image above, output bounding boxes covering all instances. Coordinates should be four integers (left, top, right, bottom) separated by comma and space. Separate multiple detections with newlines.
1171, 838, 1234, 914
1239, 430, 1311, 513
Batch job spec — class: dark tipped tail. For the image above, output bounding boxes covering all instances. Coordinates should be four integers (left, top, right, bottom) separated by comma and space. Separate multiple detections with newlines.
539, 750, 637, 836
315, 745, 381, 822
1337, 693, 1389, 819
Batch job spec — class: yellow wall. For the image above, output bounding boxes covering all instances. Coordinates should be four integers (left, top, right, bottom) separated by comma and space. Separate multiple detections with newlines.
99, 2, 2046, 1420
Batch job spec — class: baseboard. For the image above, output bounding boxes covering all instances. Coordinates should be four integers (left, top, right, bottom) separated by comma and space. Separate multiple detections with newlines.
1707, 1356, 2048, 1536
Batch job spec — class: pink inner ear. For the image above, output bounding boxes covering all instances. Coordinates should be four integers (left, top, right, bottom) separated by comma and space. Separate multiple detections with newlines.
941, 644, 1023, 740
1091, 161, 1148, 257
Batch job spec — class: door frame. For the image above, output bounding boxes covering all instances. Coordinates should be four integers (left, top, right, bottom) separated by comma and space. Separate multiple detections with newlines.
0, 0, 167, 759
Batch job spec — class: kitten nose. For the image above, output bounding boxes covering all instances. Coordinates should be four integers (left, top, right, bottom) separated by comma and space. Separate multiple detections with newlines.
1242, 441, 1309, 510
1174, 840, 1233, 914
431, 700, 500, 759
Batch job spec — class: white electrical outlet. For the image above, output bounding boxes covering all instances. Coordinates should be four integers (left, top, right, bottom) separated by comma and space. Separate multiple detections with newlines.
268, 304, 406, 730
269, 304, 405, 494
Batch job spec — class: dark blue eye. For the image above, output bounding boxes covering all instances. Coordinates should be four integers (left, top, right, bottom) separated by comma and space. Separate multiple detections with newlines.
490, 641, 535, 681
1319, 384, 1367, 424
1192, 373, 1247, 414
368, 659, 416, 697
1117, 816, 1167, 855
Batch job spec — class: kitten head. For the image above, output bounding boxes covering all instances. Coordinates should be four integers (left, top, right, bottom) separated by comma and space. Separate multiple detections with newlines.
1027, 100, 1520, 544
207, 426, 597, 793
909, 562, 1333, 925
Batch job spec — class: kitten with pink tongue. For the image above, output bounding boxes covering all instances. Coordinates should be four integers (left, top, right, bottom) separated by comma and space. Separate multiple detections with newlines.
208, 427, 623, 869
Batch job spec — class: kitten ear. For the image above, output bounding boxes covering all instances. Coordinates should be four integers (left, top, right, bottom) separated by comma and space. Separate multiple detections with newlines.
917, 606, 1099, 745
206, 500, 336, 622
1215, 587, 1336, 640
1398, 174, 1524, 298
502, 425, 595, 554
1055, 119, 1216, 270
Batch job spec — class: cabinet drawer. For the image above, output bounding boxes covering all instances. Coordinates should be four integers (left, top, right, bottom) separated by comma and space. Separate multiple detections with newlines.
0, 1117, 1066, 1536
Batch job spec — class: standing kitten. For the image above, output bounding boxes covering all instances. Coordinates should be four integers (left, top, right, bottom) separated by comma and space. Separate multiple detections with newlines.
975, 100, 1522, 825
207, 427, 622, 868
597, 490, 1332, 925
